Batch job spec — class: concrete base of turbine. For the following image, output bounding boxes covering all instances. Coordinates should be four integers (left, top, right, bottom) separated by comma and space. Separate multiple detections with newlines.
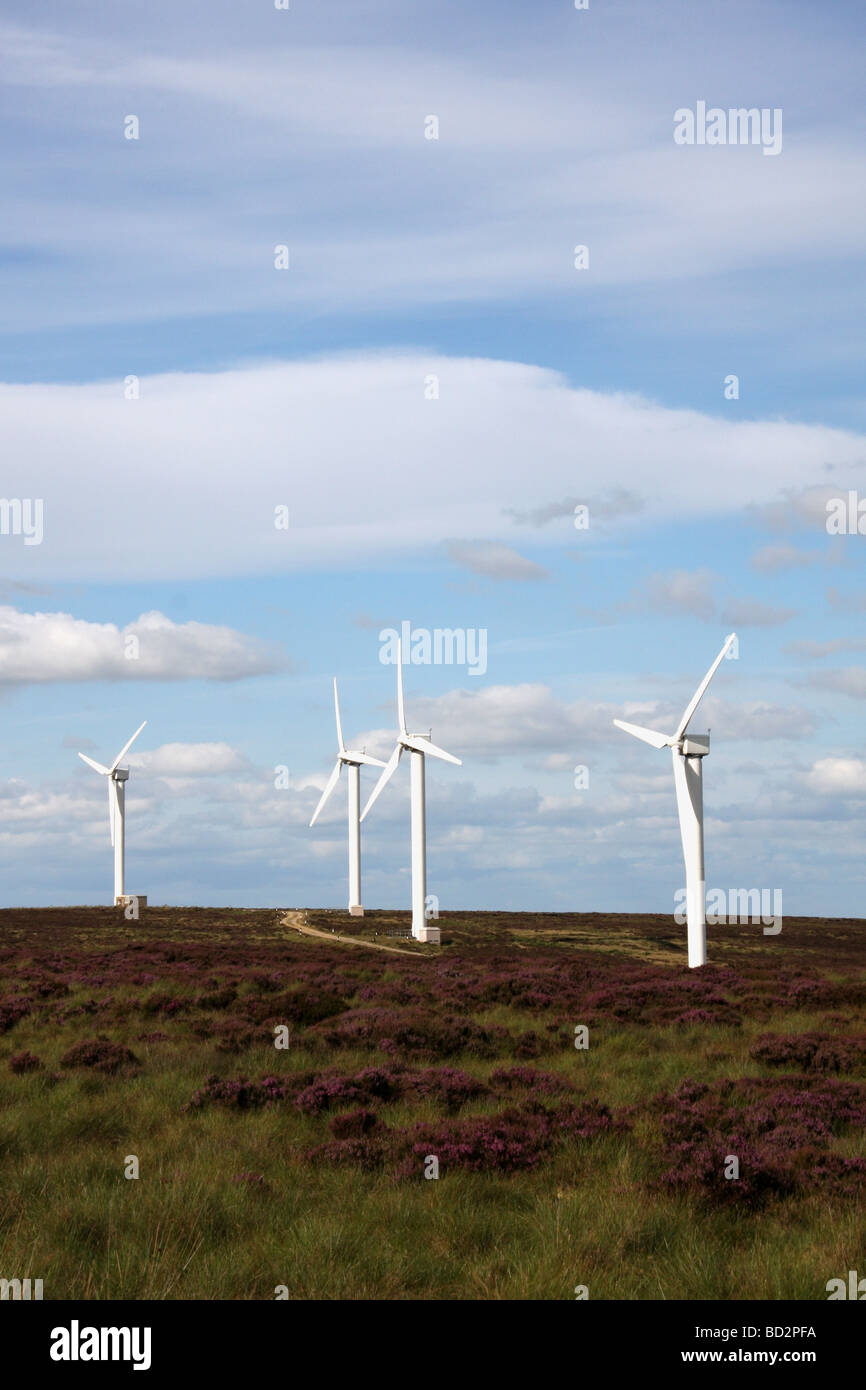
348, 904, 364, 917
413, 923, 440, 944
115, 894, 146, 908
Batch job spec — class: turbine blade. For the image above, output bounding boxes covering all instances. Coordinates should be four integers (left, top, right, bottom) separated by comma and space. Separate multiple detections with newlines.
309, 758, 343, 827
613, 719, 671, 750
110, 720, 147, 773
402, 734, 462, 765
397, 639, 407, 735
673, 634, 737, 741
360, 744, 402, 821
345, 750, 387, 768
333, 678, 345, 753
78, 753, 110, 775
108, 778, 115, 847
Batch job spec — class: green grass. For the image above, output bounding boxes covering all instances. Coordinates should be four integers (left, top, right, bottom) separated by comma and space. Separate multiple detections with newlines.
0, 905, 863, 1299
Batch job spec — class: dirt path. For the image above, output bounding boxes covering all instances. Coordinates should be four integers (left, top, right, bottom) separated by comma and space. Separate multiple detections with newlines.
279, 910, 422, 957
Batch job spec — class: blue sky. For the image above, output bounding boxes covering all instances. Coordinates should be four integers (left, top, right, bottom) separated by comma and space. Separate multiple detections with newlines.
1, 0, 864, 919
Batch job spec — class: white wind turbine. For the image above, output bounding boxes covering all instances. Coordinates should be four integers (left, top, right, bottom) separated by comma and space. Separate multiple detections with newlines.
78, 721, 147, 905
613, 634, 737, 969
309, 679, 386, 916
361, 640, 461, 943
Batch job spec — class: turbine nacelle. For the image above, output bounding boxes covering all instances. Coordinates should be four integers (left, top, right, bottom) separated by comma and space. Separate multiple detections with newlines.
681, 734, 710, 758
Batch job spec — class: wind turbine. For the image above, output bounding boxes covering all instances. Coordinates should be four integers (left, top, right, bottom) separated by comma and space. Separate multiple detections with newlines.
78, 721, 147, 905
309, 680, 386, 916
613, 634, 737, 969
361, 640, 461, 943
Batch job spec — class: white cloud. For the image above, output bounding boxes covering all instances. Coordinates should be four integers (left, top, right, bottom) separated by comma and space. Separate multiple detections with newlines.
129, 742, 248, 776
804, 757, 866, 796
358, 683, 620, 760
4, 355, 864, 584
0, 607, 288, 683
355, 681, 816, 763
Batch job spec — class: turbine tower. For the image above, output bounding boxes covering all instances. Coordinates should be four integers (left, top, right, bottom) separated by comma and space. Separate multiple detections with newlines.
361, 640, 461, 943
613, 634, 737, 969
309, 679, 386, 916
78, 721, 147, 905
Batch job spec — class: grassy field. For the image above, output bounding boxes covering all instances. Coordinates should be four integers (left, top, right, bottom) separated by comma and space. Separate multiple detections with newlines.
0, 905, 864, 1300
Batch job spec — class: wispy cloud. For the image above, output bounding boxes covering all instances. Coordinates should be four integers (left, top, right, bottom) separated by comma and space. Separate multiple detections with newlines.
446, 541, 549, 582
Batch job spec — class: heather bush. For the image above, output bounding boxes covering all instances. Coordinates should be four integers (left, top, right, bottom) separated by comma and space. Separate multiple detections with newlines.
295, 1066, 404, 1114
656, 1075, 866, 1206
750, 1032, 866, 1075
304, 1134, 393, 1170
512, 1029, 552, 1059
404, 1105, 554, 1174
26, 976, 69, 999
246, 972, 282, 993
139, 992, 191, 1017
555, 1099, 618, 1140
317, 1008, 501, 1059
328, 1108, 379, 1139
9, 1050, 43, 1074
489, 1066, 574, 1096
197, 985, 237, 1010
58, 998, 109, 1022
247, 989, 348, 1027
584, 975, 742, 1028
60, 1040, 141, 1075
405, 1067, 488, 1110
659, 1139, 797, 1208
400, 1098, 617, 1175
0, 995, 32, 1033
209, 1017, 258, 1053
184, 1072, 299, 1110
311, 1095, 624, 1176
